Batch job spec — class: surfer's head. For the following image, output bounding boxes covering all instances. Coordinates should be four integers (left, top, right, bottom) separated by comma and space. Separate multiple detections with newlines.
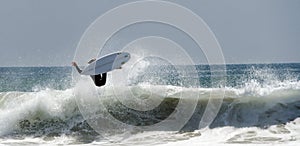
88, 58, 96, 64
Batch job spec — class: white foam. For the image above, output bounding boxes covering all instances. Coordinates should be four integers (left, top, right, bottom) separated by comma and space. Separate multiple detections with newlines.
0, 89, 77, 136
156, 118, 300, 146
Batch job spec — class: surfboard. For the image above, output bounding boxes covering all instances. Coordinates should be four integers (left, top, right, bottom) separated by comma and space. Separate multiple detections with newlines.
80, 52, 130, 75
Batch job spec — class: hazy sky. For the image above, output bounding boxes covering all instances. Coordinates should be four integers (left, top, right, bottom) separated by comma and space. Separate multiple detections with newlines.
0, 0, 299, 66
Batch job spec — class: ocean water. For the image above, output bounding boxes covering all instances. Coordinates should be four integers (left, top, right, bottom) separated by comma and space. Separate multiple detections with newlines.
0, 63, 299, 145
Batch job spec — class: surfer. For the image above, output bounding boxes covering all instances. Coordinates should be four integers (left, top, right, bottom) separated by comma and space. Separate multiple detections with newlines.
72, 59, 107, 87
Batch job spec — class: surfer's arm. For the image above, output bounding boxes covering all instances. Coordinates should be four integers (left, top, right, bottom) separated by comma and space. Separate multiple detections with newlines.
72, 62, 82, 73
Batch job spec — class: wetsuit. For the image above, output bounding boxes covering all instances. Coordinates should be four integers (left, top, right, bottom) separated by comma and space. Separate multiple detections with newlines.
73, 64, 107, 87
90, 73, 107, 87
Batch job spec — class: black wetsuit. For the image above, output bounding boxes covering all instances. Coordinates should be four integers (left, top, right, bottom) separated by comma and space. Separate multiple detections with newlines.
73, 64, 107, 87
90, 73, 107, 87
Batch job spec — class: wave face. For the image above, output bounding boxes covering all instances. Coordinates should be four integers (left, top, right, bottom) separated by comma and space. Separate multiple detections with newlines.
0, 63, 299, 145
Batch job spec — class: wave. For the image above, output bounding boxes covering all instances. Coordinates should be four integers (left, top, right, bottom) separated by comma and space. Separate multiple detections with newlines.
0, 79, 299, 138
1, 64, 300, 144
0, 89, 85, 137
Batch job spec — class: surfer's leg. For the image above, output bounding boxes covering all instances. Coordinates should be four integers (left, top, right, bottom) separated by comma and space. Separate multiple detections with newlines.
99, 73, 107, 86
93, 73, 107, 87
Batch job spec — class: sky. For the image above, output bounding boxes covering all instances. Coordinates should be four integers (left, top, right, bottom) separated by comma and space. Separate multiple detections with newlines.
0, 0, 299, 66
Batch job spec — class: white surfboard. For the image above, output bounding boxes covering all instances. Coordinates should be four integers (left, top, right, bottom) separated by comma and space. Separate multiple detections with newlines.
81, 52, 130, 75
